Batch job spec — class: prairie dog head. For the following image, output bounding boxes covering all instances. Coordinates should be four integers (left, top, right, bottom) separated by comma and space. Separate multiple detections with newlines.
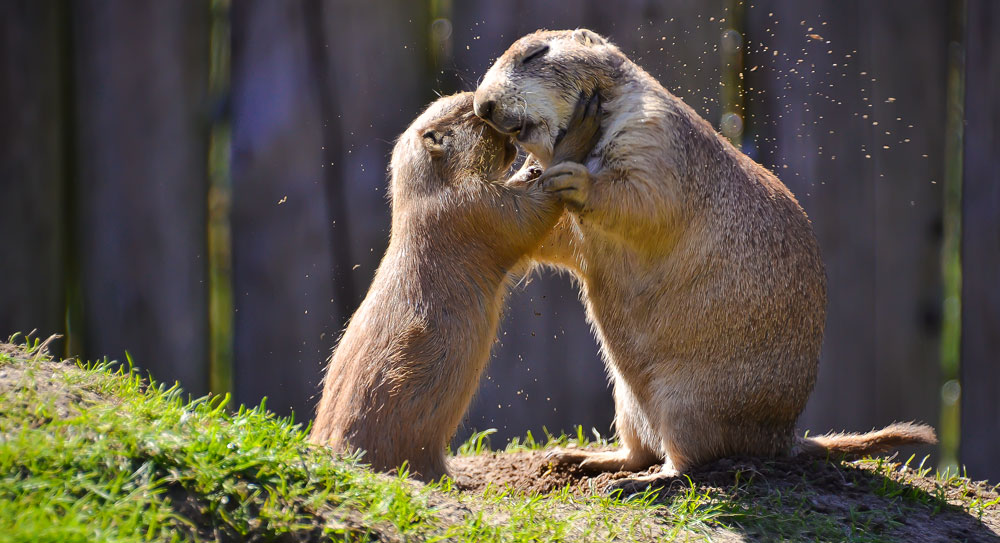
390, 92, 517, 206
474, 29, 623, 166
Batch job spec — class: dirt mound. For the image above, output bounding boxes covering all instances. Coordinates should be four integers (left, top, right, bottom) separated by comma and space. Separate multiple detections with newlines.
451, 447, 653, 495
451, 448, 1000, 542
450, 448, 860, 496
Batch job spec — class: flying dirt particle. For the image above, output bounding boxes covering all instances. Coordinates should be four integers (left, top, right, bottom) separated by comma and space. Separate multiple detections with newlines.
278, 196, 287, 204
807, 33, 823, 41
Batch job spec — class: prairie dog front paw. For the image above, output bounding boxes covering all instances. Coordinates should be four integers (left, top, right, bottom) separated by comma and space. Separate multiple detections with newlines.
537, 161, 591, 210
552, 91, 602, 165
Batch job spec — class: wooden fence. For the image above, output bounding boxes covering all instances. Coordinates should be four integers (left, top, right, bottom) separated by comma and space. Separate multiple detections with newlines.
1, 0, 996, 481
960, 0, 1000, 485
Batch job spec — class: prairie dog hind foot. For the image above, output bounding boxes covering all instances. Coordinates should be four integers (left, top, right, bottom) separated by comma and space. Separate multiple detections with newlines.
603, 466, 681, 497
545, 446, 658, 473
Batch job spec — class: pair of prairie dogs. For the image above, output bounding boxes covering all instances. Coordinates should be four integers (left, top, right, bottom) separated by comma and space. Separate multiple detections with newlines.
310, 29, 935, 488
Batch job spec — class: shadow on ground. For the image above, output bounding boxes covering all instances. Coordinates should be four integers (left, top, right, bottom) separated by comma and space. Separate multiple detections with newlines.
452, 449, 1000, 542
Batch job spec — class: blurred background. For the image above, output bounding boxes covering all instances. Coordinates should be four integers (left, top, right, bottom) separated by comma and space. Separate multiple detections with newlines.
1, 0, 997, 482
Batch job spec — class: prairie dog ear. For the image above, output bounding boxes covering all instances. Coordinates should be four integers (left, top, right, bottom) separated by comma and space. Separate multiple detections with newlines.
572, 28, 606, 46
422, 129, 445, 157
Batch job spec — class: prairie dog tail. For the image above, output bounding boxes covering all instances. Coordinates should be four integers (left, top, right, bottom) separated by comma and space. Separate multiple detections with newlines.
795, 422, 938, 459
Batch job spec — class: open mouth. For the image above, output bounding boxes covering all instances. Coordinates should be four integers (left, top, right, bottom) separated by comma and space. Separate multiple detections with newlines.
486, 140, 519, 182
482, 135, 518, 182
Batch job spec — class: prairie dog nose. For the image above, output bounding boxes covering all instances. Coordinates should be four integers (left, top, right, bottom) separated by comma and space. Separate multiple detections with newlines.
473, 97, 496, 120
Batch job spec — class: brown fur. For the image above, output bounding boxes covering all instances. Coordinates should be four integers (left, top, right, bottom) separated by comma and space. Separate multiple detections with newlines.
309, 92, 597, 481
474, 29, 936, 486
796, 422, 938, 458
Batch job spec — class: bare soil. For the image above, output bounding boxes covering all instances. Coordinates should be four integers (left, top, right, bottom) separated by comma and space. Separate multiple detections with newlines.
451, 448, 1000, 542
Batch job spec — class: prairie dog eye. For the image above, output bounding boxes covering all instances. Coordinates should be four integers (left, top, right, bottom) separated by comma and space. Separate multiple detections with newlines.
422, 130, 443, 145
422, 129, 447, 156
521, 44, 549, 64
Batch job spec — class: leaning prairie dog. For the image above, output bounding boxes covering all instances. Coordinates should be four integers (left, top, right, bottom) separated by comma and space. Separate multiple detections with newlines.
309, 91, 601, 481
474, 29, 935, 491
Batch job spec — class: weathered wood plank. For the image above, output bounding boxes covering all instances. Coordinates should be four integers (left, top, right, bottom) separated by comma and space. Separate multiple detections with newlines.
229, 1, 336, 416
0, 2, 67, 349
72, 1, 211, 394
959, 0, 1000, 483
230, 0, 432, 418
317, 0, 434, 314
745, 1, 945, 459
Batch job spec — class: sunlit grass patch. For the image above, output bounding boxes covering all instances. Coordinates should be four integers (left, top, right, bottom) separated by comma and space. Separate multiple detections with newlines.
1, 336, 995, 543
0, 336, 436, 542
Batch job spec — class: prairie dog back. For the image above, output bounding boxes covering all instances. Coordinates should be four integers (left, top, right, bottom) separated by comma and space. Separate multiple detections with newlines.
473, 29, 935, 490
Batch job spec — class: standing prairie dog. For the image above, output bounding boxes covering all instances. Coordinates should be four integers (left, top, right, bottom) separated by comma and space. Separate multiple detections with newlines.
309, 92, 601, 481
474, 29, 935, 490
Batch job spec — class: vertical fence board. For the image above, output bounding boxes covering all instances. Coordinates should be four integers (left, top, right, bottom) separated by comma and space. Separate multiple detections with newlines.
230, 0, 431, 417
0, 2, 66, 348
865, 2, 946, 461
447, 1, 726, 444
230, 1, 336, 416
321, 1, 432, 316
745, 1, 945, 458
72, 1, 210, 394
960, 0, 1000, 483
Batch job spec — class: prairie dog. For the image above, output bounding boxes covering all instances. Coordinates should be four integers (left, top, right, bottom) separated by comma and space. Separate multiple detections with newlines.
474, 29, 935, 490
309, 92, 600, 481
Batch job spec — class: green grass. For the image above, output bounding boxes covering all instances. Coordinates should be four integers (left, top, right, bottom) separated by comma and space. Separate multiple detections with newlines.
0, 336, 439, 542
456, 424, 610, 456
1, 336, 995, 543
0, 337, 726, 542
709, 473, 906, 542
864, 455, 1000, 520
